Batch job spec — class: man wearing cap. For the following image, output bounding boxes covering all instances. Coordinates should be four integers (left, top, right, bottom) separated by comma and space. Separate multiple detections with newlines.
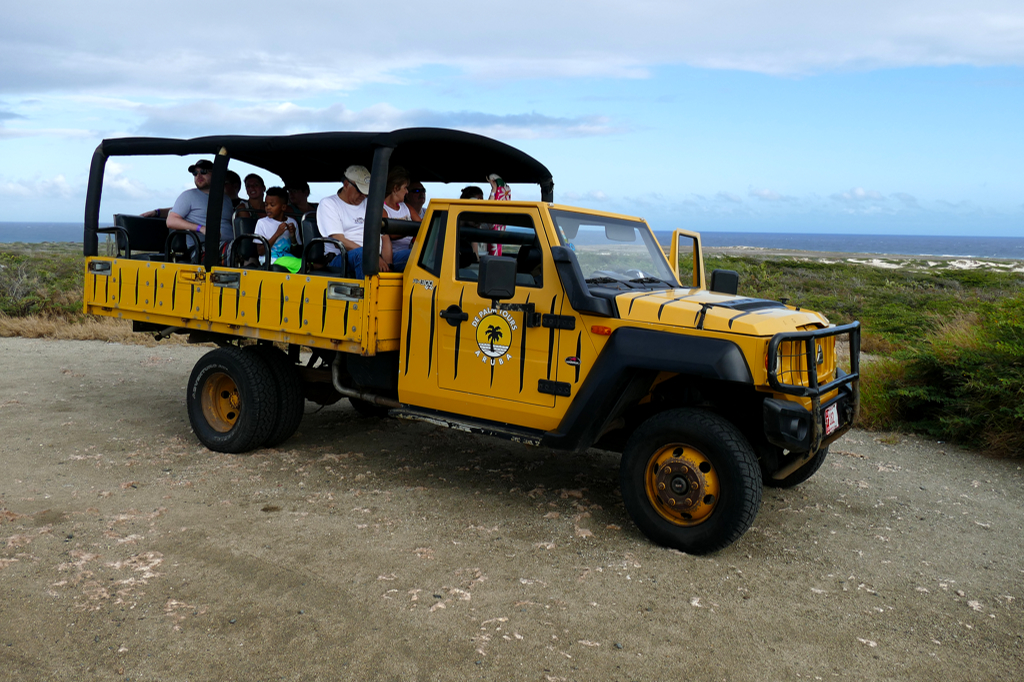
317, 165, 409, 279
164, 159, 233, 254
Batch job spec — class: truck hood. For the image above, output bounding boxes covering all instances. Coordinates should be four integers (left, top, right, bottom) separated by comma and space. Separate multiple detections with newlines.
615, 289, 827, 335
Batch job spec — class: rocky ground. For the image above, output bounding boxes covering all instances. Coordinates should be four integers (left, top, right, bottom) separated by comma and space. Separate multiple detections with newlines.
0, 337, 1021, 681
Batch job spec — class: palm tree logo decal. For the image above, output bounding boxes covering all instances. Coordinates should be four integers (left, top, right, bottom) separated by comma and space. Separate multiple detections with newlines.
485, 324, 503, 353
475, 313, 513, 359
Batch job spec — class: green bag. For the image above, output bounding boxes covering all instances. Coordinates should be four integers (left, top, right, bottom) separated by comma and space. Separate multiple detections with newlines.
273, 255, 302, 274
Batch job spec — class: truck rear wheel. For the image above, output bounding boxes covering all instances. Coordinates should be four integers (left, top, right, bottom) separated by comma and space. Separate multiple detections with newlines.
247, 345, 305, 447
620, 409, 762, 555
187, 347, 276, 453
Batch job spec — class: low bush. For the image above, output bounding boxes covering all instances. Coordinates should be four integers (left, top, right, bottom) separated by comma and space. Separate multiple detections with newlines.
863, 295, 1024, 456
706, 254, 1023, 456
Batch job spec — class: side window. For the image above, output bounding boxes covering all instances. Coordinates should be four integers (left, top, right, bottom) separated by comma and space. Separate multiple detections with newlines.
416, 210, 448, 276
455, 211, 543, 288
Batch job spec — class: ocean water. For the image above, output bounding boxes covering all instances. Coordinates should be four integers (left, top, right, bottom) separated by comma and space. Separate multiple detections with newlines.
2, 222, 1023, 260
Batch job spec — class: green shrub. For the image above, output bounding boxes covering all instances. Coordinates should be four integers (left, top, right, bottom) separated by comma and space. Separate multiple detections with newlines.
0, 247, 85, 318
862, 294, 1024, 456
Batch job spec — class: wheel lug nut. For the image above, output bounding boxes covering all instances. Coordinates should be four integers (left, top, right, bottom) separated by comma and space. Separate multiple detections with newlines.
658, 482, 665, 491
668, 498, 676, 506
691, 481, 699, 490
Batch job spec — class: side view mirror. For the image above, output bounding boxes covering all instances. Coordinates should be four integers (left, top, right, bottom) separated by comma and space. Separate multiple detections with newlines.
478, 255, 517, 301
669, 228, 705, 288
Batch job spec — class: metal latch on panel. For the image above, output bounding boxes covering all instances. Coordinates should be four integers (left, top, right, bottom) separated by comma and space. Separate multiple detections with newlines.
327, 283, 364, 302
88, 261, 112, 276
211, 272, 240, 289
542, 314, 576, 330
538, 379, 571, 397
496, 302, 541, 327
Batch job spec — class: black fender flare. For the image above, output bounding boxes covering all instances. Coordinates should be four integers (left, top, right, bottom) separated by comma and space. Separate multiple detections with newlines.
541, 327, 753, 451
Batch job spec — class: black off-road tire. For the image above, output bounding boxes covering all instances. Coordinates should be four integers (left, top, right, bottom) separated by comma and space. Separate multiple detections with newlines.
763, 446, 829, 488
349, 397, 390, 418
187, 346, 276, 453
620, 408, 762, 555
247, 345, 305, 447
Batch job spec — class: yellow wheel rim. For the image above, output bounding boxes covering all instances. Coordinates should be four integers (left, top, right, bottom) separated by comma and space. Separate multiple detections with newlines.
644, 444, 720, 526
201, 371, 241, 433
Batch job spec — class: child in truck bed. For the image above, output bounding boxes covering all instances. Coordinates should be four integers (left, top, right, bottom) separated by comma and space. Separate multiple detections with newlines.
255, 187, 300, 270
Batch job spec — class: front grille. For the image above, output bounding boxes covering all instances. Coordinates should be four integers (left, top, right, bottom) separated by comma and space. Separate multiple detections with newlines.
767, 322, 860, 398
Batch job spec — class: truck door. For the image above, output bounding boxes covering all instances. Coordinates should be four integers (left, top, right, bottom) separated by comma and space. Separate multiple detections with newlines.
434, 206, 564, 410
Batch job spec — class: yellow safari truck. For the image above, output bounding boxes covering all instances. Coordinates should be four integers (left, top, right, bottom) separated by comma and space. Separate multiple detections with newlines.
82, 128, 860, 554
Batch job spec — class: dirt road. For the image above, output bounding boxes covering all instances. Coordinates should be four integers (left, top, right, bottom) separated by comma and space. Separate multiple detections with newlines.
0, 337, 1021, 681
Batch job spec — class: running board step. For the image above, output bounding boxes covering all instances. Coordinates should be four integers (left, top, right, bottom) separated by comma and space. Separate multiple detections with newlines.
391, 408, 545, 446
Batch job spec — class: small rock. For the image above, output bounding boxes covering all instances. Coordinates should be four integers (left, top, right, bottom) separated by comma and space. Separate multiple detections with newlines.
229, 619, 236, 624
614, 643, 623, 649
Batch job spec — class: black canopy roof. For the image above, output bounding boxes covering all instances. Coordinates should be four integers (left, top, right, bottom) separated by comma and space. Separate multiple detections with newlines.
97, 127, 554, 187
85, 127, 554, 272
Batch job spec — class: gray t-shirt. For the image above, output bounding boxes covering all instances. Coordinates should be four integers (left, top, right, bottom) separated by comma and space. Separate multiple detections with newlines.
171, 188, 233, 245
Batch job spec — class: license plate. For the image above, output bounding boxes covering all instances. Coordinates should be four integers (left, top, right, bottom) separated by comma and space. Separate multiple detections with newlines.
824, 403, 839, 435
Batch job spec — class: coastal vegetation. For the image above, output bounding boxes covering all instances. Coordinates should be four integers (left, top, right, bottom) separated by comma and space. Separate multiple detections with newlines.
706, 254, 1024, 457
1, 242, 1021, 455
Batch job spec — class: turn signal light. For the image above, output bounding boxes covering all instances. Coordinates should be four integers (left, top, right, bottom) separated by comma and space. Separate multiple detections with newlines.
591, 325, 613, 336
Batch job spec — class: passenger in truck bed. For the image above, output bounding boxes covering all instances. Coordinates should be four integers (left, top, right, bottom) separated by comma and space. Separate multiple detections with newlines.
317, 165, 410, 278
224, 170, 246, 209
383, 166, 415, 252
254, 187, 300, 268
243, 173, 266, 217
285, 180, 317, 217
164, 159, 233, 259
405, 179, 426, 221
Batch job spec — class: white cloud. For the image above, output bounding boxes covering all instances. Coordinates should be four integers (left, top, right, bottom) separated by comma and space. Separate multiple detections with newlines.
1, 1, 1022, 99
0, 174, 75, 200
749, 187, 795, 202
0, 127, 93, 139
831, 187, 886, 203
123, 100, 619, 140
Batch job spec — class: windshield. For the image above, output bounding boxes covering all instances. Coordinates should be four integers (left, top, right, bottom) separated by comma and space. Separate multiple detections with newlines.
550, 209, 677, 286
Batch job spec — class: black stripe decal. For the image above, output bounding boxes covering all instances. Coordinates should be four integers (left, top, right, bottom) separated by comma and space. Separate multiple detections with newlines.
235, 282, 240, 319
134, 271, 139, 305
519, 293, 530, 393
575, 332, 581, 383
298, 285, 306, 327
170, 275, 175, 311
279, 283, 285, 324
153, 270, 158, 307
321, 289, 327, 332
545, 296, 557, 379
104, 272, 109, 304
628, 290, 664, 315
343, 299, 349, 337
453, 288, 464, 379
428, 288, 437, 376
218, 287, 224, 317
117, 266, 122, 305
189, 281, 194, 314
256, 282, 262, 323
92, 272, 97, 302
657, 294, 694, 321
404, 287, 415, 376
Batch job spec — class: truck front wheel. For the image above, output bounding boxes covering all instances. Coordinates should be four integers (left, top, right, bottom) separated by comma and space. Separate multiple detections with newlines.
620, 409, 762, 555
187, 347, 276, 453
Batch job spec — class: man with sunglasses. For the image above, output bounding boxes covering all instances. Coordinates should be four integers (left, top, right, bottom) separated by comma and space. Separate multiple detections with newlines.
164, 159, 234, 254
317, 165, 408, 278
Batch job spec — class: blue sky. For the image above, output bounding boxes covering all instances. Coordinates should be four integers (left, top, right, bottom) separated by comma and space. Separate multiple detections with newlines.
1, 1, 1021, 236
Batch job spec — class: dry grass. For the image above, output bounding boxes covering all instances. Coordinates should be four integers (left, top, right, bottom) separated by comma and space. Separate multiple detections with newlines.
0, 314, 187, 346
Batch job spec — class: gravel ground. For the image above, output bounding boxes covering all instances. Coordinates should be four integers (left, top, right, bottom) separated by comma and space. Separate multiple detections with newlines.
0, 337, 1021, 681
